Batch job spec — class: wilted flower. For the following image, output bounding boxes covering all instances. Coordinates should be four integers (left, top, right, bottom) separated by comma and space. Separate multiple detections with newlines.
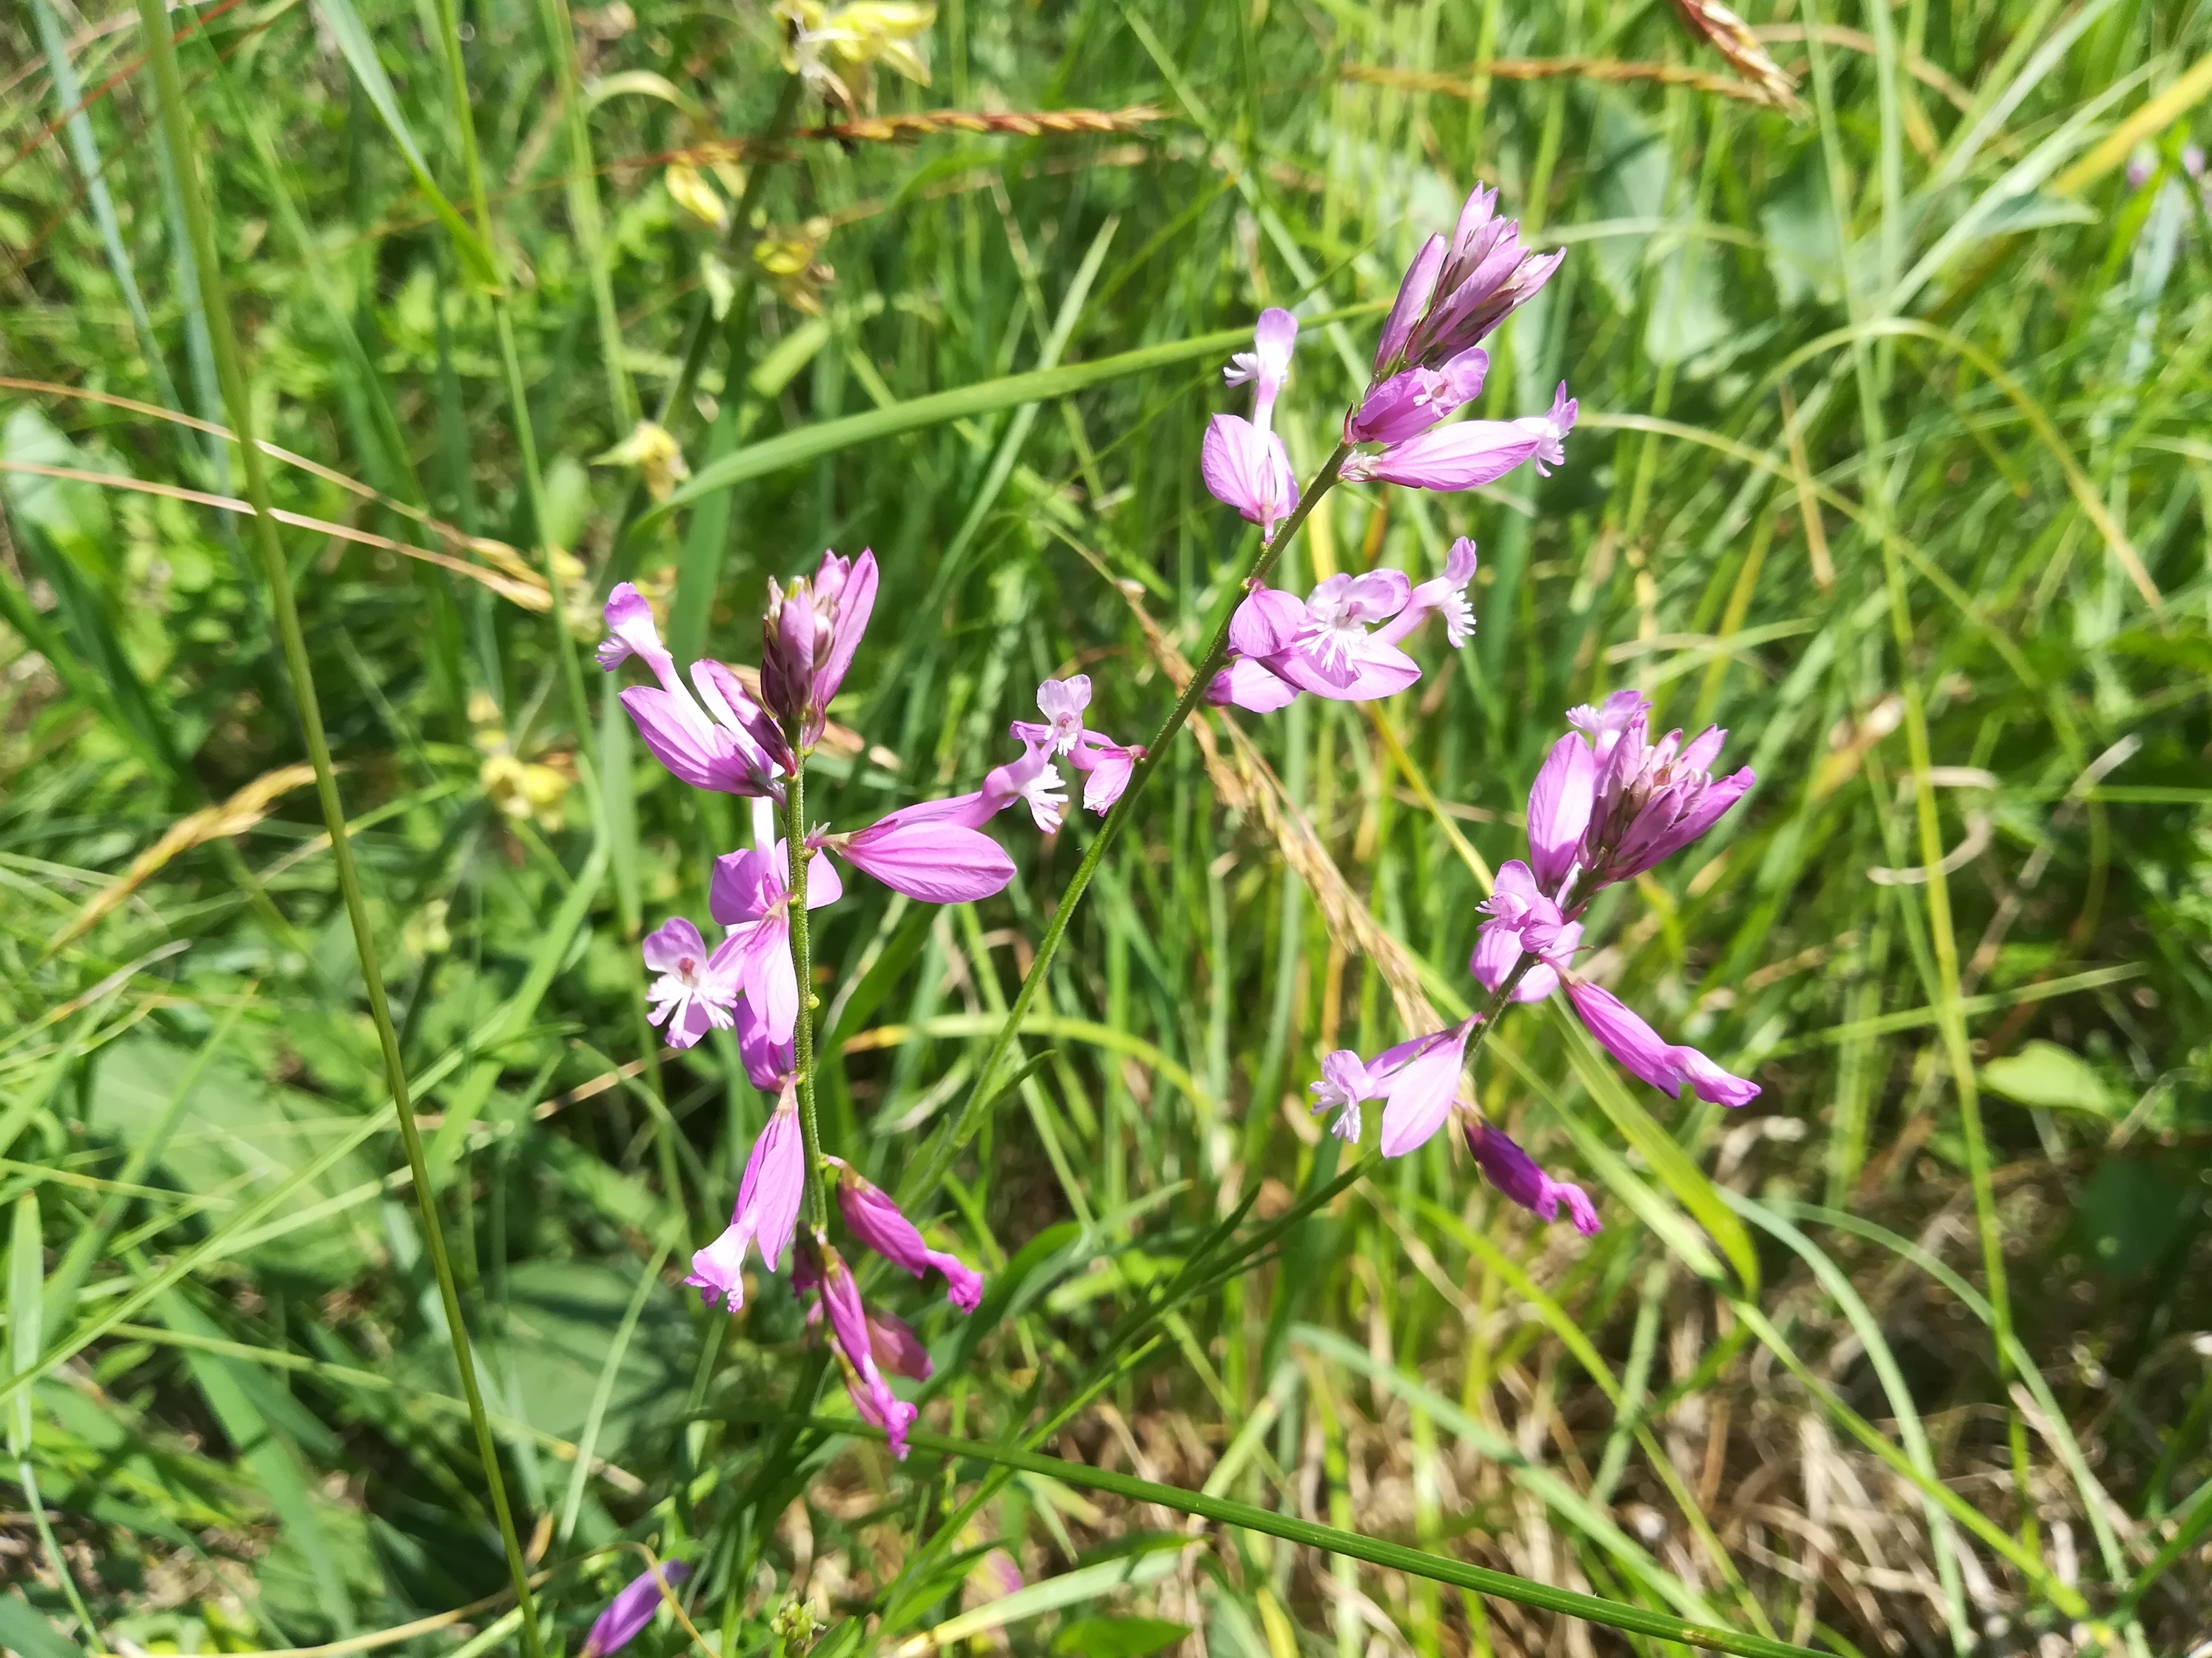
581, 1561, 691, 1658
597, 420, 691, 503
1565, 980, 1760, 1107
753, 218, 837, 314
686, 1089, 806, 1312
799, 1244, 920, 1458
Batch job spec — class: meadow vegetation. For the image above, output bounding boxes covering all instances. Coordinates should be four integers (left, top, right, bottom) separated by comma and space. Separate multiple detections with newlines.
3, 0, 2211, 1654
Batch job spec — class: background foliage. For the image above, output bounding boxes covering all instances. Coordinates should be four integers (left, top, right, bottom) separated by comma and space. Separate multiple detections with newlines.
4, 0, 2211, 1653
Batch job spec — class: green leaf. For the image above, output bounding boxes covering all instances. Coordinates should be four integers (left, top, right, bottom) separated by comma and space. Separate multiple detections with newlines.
0, 1594, 81, 1658
1053, 1617, 1191, 1657
1981, 1040, 2116, 1115
308, 0, 495, 284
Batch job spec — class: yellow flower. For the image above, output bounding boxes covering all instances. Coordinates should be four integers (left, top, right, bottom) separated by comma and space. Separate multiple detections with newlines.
596, 420, 691, 503
663, 161, 726, 228
753, 218, 836, 315
775, 0, 934, 111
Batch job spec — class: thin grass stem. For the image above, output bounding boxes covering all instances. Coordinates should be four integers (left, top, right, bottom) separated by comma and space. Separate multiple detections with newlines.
124, 7, 548, 1651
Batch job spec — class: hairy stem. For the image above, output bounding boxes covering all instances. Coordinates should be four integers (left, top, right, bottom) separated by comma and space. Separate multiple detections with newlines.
899, 443, 1353, 1208
782, 753, 829, 1234
129, 6, 546, 1651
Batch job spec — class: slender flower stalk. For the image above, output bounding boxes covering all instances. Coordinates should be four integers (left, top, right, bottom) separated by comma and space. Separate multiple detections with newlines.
125, 4, 546, 1651
899, 442, 1351, 1208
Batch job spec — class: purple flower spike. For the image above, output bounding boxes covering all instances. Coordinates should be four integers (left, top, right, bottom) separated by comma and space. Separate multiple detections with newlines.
1307, 1049, 1384, 1142
1407, 187, 1566, 366
642, 918, 740, 1049
810, 1245, 920, 1459
833, 1163, 985, 1312
1340, 420, 1545, 493
1464, 1121, 1600, 1235
686, 1090, 805, 1312
1375, 1020, 1477, 1157
1565, 981, 1760, 1108
1525, 734, 1596, 893
581, 1561, 691, 1658
760, 549, 879, 750
1201, 414, 1301, 542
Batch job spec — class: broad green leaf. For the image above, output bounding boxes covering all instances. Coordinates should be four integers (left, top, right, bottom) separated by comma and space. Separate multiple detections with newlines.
1981, 1040, 2116, 1115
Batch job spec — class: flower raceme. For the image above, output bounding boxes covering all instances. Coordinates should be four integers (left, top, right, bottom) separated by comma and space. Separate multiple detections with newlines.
1304, 692, 1760, 1232
1207, 538, 1479, 714
760, 548, 879, 751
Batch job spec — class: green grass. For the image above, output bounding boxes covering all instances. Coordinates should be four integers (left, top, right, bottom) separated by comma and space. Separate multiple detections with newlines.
4, 0, 2212, 1654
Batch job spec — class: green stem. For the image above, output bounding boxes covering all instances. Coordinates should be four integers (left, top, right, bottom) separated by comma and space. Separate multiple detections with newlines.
782, 747, 829, 1234
128, 7, 546, 1653
899, 443, 1351, 1208
797, 1418, 1827, 1658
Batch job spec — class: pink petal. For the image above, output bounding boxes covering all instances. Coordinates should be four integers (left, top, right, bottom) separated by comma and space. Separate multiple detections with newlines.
840, 818, 1016, 903
1526, 733, 1595, 892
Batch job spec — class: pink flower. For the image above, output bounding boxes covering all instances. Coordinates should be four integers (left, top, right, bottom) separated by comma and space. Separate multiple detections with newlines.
1340, 419, 1546, 492
1202, 312, 1304, 540
642, 918, 740, 1049
1564, 981, 1760, 1108
708, 840, 841, 1044
600, 585, 788, 798
1376, 537, 1480, 650
1296, 571, 1413, 684
1223, 307, 1298, 434
581, 1561, 691, 1658
1514, 383, 1578, 476
1010, 681, 1147, 817
1035, 675, 1092, 756
760, 549, 879, 750
735, 1000, 794, 1091
825, 802, 1019, 903
1373, 233, 1447, 375
1201, 414, 1300, 542
1345, 346, 1489, 444
831, 1161, 985, 1312
686, 1090, 805, 1312
1376, 1021, 1477, 1155
802, 1244, 920, 1459
1472, 861, 1583, 1001
1464, 1121, 1599, 1234
1578, 696, 1754, 889
1307, 1048, 1384, 1142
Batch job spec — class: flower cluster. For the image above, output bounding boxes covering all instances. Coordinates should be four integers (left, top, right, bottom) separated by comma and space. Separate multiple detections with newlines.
603, 556, 1146, 1460
1307, 691, 1758, 1233
606, 567, 1139, 1050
